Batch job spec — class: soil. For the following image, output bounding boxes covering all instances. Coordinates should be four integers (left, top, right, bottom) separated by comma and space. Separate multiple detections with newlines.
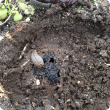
0, 0, 110, 110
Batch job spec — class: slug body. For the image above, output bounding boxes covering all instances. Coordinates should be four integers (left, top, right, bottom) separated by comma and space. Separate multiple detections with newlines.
31, 50, 44, 68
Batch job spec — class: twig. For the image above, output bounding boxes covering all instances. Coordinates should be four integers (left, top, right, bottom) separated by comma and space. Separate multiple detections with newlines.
19, 43, 29, 59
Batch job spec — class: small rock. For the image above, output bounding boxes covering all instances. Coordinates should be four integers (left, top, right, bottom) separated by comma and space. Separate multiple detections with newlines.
77, 81, 84, 87
0, 36, 4, 41
99, 50, 108, 57
32, 102, 36, 107
96, 39, 106, 48
36, 79, 40, 86
75, 100, 83, 108
96, 15, 103, 21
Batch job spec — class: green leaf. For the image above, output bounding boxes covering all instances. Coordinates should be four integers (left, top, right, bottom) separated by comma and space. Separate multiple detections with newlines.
24, 9, 30, 15
0, 8, 7, 20
27, 5, 34, 15
14, 13, 22, 21
18, 3, 27, 11
1, 5, 5, 9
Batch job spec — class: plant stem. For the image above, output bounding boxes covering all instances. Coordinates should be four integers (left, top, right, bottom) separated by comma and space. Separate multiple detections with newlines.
6, 0, 11, 15
0, 14, 11, 26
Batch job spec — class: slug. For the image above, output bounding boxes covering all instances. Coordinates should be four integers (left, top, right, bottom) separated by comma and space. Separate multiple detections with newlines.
31, 50, 44, 68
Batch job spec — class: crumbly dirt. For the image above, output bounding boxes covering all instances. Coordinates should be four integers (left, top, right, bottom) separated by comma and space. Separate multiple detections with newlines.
0, 0, 110, 110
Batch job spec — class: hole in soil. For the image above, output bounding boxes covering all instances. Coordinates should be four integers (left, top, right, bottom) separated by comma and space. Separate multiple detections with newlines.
34, 54, 60, 83
2, 18, 110, 110
49, 58, 55, 63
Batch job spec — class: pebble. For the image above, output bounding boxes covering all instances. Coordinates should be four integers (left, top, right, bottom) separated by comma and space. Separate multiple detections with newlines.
96, 39, 106, 48
25, 17, 30, 22
36, 79, 40, 85
99, 50, 108, 57
0, 36, 4, 41
77, 81, 84, 87
96, 15, 103, 21
32, 102, 36, 107
75, 100, 83, 108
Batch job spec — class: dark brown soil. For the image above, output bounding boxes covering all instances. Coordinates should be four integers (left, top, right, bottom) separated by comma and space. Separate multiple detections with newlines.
0, 0, 110, 110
